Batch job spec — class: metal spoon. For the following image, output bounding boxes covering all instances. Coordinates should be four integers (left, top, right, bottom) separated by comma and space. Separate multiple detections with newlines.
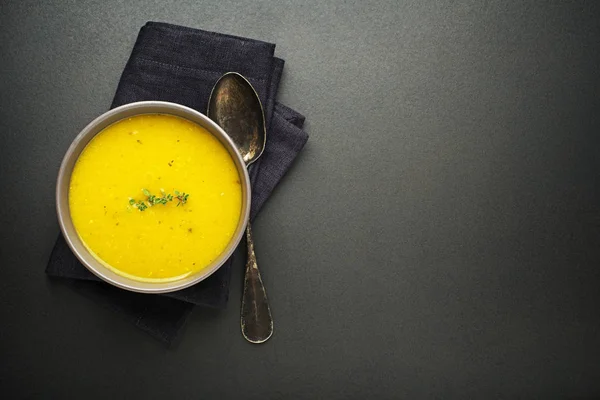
207, 72, 273, 343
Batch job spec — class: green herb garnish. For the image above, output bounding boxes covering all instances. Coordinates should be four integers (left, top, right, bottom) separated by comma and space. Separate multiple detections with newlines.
174, 190, 189, 206
129, 189, 189, 211
131, 198, 149, 211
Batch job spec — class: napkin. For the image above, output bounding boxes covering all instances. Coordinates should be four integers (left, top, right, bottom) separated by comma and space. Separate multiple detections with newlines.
46, 22, 308, 344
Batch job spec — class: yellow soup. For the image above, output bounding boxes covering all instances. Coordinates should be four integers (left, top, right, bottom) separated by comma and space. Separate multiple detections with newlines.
69, 114, 242, 282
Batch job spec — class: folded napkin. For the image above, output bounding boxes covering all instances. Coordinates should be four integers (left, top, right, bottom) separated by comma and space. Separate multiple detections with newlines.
46, 22, 308, 344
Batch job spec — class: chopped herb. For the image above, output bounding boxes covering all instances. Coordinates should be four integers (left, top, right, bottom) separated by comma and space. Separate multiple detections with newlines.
175, 191, 189, 206
134, 201, 148, 211
128, 189, 189, 211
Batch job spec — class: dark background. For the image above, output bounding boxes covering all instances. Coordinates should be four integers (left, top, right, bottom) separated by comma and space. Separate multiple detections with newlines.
1, 0, 600, 398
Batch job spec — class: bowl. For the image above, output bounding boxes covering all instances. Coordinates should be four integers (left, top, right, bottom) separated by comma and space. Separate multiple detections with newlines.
56, 101, 251, 293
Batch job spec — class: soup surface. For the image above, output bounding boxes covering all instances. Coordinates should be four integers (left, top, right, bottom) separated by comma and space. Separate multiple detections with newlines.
69, 114, 242, 282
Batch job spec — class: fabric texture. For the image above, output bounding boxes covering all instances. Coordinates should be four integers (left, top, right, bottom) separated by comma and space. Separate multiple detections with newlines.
46, 22, 308, 344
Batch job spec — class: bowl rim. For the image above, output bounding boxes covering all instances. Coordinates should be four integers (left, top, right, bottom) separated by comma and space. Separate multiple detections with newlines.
56, 101, 251, 294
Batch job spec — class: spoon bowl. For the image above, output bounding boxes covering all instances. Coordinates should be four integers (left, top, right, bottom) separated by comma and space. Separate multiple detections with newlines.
208, 73, 266, 165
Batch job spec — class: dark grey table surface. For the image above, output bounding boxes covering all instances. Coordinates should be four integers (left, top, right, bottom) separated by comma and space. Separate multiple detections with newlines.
2, 1, 600, 398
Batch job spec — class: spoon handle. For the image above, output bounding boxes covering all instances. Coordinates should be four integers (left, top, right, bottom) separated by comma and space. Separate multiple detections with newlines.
241, 223, 273, 343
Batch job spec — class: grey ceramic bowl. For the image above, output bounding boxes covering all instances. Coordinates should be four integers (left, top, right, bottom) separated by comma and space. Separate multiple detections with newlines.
56, 101, 251, 293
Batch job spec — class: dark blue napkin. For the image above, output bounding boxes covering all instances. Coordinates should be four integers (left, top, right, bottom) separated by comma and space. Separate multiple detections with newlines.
46, 22, 308, 344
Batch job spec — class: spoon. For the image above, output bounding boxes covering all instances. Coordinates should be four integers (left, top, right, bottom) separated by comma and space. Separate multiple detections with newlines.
207, 72, 273, 343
